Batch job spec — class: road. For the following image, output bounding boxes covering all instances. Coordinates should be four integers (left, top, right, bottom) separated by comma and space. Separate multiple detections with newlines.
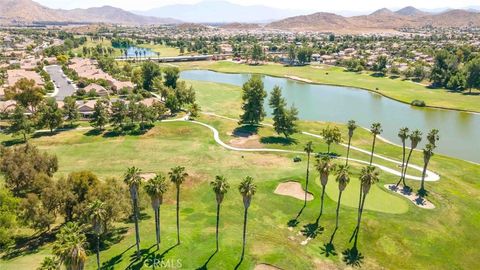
45, 65, 76, 100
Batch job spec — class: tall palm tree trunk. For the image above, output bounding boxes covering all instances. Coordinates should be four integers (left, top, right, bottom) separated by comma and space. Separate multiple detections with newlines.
395, 141, 407, 188
369, 136, 376, 165
241, 207, 249, 259
317, 185, 326, 223
335, 191, 343, 228
133, 198, 140, 256
176, 186, 180, 244
420, 159, 430, 194
304, 153, 311, 206
346, 137, 352, 166
96, 235, 100, 270
402, 148, 415, 188
154, 208, 160, 248
215, 203, 221, 251
354, 192, 368, 247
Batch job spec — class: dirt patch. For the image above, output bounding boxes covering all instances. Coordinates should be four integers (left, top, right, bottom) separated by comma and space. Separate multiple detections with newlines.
284, 75, 313, 83
274, 181, 314, 201
227, 131, 263, 149
385, 184, 435, 209
254, 264, 282, 270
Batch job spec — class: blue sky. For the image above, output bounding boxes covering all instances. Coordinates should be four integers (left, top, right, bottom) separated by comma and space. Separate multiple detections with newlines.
35, 0, 480, 12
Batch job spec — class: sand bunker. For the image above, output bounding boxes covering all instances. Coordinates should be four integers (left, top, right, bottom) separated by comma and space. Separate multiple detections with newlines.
254, 264, 282, 270
274, 181, 314, 201
385, 184, 435, 209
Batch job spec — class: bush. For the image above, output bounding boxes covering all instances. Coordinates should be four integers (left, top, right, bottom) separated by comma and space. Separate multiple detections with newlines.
411, 100, 426, 107
76, 88, 86, 96
293, 156, 302, 163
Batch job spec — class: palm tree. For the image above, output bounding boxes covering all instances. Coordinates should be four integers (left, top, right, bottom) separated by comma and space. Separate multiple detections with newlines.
346, 120, 357, 166
52, 222, 87, 270
419, 143, 435, 196
87, 200, 107, 270
238, 176, 256, 260
144, 174, 169, 249
134, 50, 138, 60
38, 257, 59, 270
369, 122, 383, 165
124, 166, 143, 256
169, 166, 188, 245
402, 130, 422, 190
316, 156, 336, 221
334, 165, 350, 229
354, 166, 379, 246
210, 175, 230, 251
394, 127, 410, 189
303, 141, 314, 206
427, 129, 440, 147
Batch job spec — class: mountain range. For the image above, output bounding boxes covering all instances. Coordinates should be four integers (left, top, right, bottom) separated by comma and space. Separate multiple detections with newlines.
134, 0, 305, 23
0, 0, 179, 25
0, 0, 479, 32
266, 7, 480, 32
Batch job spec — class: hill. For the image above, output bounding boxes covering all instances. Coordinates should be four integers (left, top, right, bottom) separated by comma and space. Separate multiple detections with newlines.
267, 7, 480, 32
0, 0, 179, 25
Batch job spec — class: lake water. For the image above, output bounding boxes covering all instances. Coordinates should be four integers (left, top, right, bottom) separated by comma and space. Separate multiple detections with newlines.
180, 70, 480, 163
123, 46, 156, 58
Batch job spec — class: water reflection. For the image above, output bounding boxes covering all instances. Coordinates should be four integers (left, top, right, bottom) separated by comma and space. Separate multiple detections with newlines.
181, 70, 479, 162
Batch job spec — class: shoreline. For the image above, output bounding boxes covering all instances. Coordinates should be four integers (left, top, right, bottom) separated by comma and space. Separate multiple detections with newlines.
183, 64, 480, 115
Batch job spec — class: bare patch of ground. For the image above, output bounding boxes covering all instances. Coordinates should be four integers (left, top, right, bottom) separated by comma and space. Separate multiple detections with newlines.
140, 173, 156, 181
254, 263, 282, 270
274, 181, 314, 201
385, 184, 435, 209
284, 75, 313, 83
227, 131, 263, 148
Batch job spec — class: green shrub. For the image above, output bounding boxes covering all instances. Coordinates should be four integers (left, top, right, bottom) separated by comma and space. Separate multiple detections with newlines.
411, 100, 426, 107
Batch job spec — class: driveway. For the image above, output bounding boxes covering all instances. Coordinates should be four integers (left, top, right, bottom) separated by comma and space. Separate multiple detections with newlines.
45, 65, 76, 101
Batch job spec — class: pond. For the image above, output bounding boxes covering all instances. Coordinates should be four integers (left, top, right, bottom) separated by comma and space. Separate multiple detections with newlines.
122, 46, 157, 58
180, 70, 480, 163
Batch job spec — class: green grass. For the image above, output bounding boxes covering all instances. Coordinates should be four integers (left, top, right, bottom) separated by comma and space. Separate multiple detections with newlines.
1, 80, 480, 269
177, 61, 480, 113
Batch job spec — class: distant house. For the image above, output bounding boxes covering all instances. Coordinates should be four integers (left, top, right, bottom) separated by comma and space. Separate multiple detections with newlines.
77, 100, 97, 117
7, 69, 44, 87
0, 100, 16, 113
84, 83, 109, 97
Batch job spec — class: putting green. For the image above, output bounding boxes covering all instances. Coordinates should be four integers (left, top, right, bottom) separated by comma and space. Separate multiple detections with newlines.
324, 176, 409, 214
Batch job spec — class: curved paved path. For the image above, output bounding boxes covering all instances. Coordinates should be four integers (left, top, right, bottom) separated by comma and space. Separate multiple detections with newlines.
163, 115, 440, 182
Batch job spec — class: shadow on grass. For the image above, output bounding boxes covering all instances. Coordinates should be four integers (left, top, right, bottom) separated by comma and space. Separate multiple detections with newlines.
2, 227, 59, 260
342, 246, 364, 267
301, 221, 324, 239
260, 136, 297, 146
101, 243, 136, 270
287, 204, 306, 228
1, 138, 25, 147
32, 130, 61, 139
196, 250, 217, 270
233, 125, 260, 136
102, 125, 153, 138
138, 244, 179, 270
370, 72, 385, 78
321, 227, 338, 257
84, 129, 104, 136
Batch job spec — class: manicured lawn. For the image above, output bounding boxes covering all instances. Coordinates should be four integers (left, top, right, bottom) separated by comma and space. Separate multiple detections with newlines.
1, 80, 480, 269
177, 61, 480, 113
